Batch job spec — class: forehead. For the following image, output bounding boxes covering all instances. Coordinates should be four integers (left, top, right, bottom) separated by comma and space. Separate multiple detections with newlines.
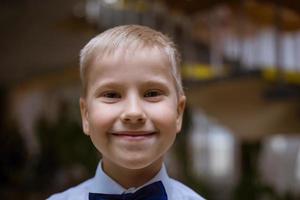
92, 46, 171, 73
99, 45, 169, 64
87, 47, 175, 86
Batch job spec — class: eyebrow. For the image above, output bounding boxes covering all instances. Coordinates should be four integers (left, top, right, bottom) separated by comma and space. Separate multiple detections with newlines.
90, 80, 122, 95
140, 80, 172, 95
94, 75, 170, 85
92, 78, 171, 92
141, 79, 170, 86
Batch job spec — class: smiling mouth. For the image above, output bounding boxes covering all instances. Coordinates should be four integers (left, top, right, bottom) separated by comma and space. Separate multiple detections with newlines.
110, 131, 157, 140
111, 131, 156, 137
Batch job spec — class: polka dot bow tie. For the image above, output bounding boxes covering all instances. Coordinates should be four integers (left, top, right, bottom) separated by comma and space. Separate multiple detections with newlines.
89, 181, 168, 200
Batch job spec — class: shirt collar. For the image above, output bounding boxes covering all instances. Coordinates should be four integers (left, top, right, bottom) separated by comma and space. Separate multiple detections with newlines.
90, 161, 172, 196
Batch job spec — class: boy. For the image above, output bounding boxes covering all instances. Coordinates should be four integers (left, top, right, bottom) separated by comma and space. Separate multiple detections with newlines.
48, 25, 205, 200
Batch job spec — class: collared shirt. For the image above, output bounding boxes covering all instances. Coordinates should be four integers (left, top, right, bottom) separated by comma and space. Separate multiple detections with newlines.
47, 162, 205, 200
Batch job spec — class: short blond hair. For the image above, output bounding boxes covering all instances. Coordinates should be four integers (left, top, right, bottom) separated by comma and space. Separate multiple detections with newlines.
79, 25, 183, 97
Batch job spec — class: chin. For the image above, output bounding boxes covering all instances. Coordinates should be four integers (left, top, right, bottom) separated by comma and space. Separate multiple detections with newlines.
117, 154, 160, 170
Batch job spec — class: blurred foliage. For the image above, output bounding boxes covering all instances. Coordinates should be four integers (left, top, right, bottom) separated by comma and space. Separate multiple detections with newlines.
0, 121, 27, 188
33, 100, 99, 190
0, 88, 27, 198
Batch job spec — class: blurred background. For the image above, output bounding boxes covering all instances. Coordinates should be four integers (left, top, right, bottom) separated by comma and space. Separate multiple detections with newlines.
1, 0, 300, 199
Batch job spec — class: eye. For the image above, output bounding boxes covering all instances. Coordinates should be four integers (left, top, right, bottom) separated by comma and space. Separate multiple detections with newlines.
144, 90, 161, 97
144, 90, 164, 101
103, 91, 121, 98
100, 91, 121, 103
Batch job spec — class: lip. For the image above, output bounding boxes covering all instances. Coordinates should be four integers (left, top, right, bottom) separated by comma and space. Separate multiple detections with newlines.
110, 131, 157, 141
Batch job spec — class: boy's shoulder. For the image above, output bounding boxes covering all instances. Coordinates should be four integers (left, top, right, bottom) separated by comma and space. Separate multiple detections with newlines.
169, 178, 206, 200
47, 178, 93, 200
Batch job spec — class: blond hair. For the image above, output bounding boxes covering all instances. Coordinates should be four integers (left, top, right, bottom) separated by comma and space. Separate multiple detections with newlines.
79, 25, 183, 97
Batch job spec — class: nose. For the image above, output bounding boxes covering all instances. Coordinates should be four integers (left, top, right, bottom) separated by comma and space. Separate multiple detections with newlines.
120, 95, 146, 124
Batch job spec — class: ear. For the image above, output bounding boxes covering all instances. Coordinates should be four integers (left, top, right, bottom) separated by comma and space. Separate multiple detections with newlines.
80, 97, 90, 136
176, 95, 186, 133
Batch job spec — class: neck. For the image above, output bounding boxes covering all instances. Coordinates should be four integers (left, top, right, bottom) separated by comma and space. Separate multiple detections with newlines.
102, 158, 164, 189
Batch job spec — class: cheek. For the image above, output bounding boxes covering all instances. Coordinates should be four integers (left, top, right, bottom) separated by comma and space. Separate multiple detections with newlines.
88, 103, 120, 129
146, 102, 178, 130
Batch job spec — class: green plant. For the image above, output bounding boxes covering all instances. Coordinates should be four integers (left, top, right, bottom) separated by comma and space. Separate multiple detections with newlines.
34, 101, 99, 189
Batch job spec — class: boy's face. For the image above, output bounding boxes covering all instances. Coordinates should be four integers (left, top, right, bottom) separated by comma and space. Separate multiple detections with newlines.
80, 47, 186, 171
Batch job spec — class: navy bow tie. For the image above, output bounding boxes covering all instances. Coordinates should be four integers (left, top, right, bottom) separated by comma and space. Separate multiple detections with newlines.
89, 181, 167, 200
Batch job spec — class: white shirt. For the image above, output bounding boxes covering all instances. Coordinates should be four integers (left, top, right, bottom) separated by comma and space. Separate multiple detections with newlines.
48, 162, 205, 200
